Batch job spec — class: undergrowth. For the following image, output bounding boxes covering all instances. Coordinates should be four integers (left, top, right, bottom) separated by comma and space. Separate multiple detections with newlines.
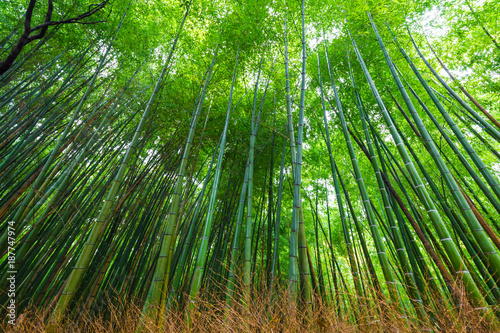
1, 285, 497, 332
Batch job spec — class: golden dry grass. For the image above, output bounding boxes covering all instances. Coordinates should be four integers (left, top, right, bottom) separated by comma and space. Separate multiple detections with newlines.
1, 286, 497, 332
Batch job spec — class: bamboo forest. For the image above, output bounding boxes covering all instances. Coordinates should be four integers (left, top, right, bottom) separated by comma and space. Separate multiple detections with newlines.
1, 0, 500, 331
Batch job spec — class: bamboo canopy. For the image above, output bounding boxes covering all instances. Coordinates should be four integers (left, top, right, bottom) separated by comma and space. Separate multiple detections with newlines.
1, 0, 500, 330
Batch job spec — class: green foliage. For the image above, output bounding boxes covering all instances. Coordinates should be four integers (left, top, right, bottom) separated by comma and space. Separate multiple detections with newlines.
2, 0, 500, 328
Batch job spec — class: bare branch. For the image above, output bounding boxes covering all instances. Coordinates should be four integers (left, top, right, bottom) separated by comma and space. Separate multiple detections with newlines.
30, 1, 108, 32
0, 0, 109, 76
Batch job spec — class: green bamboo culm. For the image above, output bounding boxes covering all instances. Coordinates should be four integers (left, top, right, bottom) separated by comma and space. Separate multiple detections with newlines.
296, 0, 313, 311
350, 20, 492, 316
51, 2, 193, 323
226, 161, 250, 306
270, 134, 287, 294
282, 1, 299, 301
392, 24, 500, 289
347, 20, 427, 323
143, 42, 218, 323
326, 32, 403, 314
407, 28, 500, 143
0, 36, 114, 256
372, 16, 500, 303
187, 45, 240, 319
242, 48, 265, 306
392, 27, 500, 206
317, 47, 362, 304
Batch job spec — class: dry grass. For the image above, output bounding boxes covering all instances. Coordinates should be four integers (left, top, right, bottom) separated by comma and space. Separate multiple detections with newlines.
1, 286, 498, 332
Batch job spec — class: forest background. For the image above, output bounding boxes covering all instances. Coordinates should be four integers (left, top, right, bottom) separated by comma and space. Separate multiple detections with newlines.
1, 0, 500, 331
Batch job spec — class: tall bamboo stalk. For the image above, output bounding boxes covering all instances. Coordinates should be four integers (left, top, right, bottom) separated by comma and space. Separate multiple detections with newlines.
51, 3, 192, 322
187, 46, 240, 316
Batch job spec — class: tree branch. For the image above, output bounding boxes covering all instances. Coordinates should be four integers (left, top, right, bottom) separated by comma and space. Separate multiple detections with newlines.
0, 0, 109, 76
